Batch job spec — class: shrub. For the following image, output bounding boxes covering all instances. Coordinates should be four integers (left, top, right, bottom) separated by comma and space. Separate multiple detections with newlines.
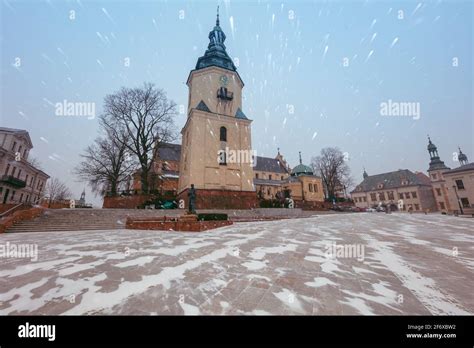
197, 213, 228, 221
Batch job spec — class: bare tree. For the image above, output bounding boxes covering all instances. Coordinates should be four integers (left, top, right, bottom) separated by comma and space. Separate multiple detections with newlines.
311, 147, 353, 200
74, 134, 135, 196
100, 83, 177, 193
45, 177, 72, 206
27, 157, 42, 169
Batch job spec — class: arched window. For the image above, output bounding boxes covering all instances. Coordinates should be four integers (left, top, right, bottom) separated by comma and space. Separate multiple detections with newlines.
220, 126, 227, 142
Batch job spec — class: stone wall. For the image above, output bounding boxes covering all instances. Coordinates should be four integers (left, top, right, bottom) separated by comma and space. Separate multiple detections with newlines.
103, 195, 153, 209
126, 216, 233, 232
178, 189, 257, 210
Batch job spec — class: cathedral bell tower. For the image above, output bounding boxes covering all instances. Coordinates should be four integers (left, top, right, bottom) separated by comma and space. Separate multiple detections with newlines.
178, 8, 256, 209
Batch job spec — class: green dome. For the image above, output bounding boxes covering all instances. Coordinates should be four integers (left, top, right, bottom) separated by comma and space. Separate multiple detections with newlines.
292, 164, 313, 176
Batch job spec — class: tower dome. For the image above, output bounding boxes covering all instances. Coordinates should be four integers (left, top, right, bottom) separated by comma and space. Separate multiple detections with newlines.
292, 151, 313, 176
458, 147, 468, 165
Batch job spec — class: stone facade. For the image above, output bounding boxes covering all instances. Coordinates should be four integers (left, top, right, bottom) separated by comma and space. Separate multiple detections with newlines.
351, 169, 437, 212
443, 163, 474, 214
0, 127, 49, 205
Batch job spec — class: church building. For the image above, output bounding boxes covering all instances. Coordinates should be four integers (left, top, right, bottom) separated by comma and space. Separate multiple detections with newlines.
177, 10, 256, 209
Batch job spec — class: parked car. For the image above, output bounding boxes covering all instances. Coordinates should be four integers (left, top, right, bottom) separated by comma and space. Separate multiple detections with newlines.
366, 208, 376, 212
376, 206, 386, 212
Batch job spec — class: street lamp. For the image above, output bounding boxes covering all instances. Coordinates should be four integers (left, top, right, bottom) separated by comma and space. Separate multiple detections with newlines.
452, 185, 464, 215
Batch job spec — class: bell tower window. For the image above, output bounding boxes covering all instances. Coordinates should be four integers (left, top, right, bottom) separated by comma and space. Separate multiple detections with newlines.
219, 126, 227, 165
217, 87, 233, 101
220, 126, 227, 142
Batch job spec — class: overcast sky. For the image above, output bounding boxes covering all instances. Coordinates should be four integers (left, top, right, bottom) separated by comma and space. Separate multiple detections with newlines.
1, 0, 472, 206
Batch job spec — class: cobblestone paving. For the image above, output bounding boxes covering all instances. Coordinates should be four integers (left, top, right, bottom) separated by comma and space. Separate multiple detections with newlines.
0, 213, 472, 315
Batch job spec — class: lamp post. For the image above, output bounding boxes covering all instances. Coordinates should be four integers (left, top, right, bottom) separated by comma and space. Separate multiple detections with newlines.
452, 185, 464, 215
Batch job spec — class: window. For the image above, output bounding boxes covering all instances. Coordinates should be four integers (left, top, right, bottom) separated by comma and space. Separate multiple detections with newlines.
0, 187, 2, 194
267, 188, 271, 196
405, 192, 410, 199
363, 197, 367, 202
17, 169, 22, 179
219, 126, 227, 142
11, 141, 17, 151
5, 164, 10, 175
309, 183, 313, 192
431, 173, 437, 180
281, 176, 284, 180
411, 191, 417, 198
461, 198, 470, 208
11, 191, 15, 200
314, 184, 318, 192
377, 183, 384, 189
18, 146, 22, 155
217, 87, 233, 101
414, 204, 419, 210
370, 193, 377, 201
398, 193, 403, 199
19, 193, 23, 203
436, 188, 442, 196
25, 175, 29, 184
11, 167, 16, 177
455, 180, 465, 190
30, 177, 34, 186
378, 192, 385, 201
439, 202, 445, 209
269, 175, 272, 180
26, 195, 29, 202
23, 149, 27, 159
255, 173, 259, 179
388, 191, 394, 200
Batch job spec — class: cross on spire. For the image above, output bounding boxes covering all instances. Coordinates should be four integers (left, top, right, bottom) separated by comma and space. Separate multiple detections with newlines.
216, 5, 220, 26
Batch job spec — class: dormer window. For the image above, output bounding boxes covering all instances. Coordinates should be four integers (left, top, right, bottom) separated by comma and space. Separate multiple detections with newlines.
401, 180, 409, 185
217, 87, 233, 101
377, 183, 384, 189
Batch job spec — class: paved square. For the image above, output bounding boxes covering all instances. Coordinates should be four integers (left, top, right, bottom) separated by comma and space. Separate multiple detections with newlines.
0, 213, 472, 315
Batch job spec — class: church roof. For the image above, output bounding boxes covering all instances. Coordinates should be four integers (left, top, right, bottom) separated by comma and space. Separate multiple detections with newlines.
157, 143, 181, 162
195, 9, 237, 73
254, 156, 288, 174
196, 100, 211, 112
292, 163, 313, 176
235, 108, 248, 120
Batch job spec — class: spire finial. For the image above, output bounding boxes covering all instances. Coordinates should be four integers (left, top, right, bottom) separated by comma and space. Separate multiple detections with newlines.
277, 147, 280, 155
216, 5, 220, 26
299, 151, 302, 164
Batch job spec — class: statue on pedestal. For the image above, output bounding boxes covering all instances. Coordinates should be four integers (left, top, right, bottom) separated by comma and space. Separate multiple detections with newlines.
188, 184, 196, 214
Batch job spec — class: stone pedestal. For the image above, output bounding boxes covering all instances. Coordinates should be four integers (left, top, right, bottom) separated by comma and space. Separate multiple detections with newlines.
180, 214, 198, 222
178, 188, 257, 209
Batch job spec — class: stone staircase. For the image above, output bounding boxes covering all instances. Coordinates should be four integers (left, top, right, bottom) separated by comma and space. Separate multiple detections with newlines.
5, 209, 183, 233
5, 208, 320, 233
